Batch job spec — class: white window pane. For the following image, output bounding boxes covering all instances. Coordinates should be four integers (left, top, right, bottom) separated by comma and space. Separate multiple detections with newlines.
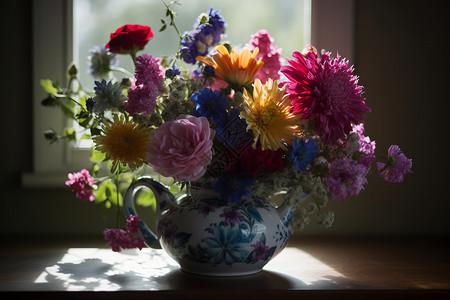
74, 0, 311, 88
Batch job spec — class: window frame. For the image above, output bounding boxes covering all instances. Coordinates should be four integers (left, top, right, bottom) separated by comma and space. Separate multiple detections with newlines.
23, 0, 354, 188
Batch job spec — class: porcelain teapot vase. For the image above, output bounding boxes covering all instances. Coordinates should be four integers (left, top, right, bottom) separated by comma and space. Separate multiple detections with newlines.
123, 177, 295, 276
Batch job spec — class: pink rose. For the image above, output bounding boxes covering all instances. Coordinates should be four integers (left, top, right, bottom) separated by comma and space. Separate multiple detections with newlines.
147, 115, 213, 181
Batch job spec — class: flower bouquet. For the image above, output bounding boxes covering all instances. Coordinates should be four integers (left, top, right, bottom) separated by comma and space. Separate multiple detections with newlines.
42, 3, 412, 254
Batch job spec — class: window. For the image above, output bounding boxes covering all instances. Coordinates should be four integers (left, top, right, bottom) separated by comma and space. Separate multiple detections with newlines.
24, 0, 353, 187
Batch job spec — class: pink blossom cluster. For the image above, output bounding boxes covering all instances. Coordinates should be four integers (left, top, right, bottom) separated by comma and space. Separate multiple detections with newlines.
124, 54, 164, 115
246, 30, 283, 84
65, 169, 95, 202
103, 215, 146, 252
146, 115, 214, 181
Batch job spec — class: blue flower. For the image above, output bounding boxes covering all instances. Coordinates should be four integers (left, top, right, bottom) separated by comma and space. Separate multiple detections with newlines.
190, 87, 229, 126
86, 97, 95, 112
88, 46, 118, 78
214, 109, 250, 149
291, 137, 319, 172
92, 79, 127, 113
165, 65, 181, 79
204, 225, 248, 265
214, 171, 254, 203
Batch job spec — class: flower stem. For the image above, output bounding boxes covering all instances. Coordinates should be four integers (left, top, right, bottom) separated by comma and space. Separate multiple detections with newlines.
110, 66, 134, 77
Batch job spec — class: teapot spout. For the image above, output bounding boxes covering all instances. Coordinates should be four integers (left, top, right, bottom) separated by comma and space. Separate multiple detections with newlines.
275, 194, 308, 227
276, 201, 294, 227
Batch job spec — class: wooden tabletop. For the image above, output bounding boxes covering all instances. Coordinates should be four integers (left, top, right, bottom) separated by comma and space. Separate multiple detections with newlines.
0, 236, 449, 299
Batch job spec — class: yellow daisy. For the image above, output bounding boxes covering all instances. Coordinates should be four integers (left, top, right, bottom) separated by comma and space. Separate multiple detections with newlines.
196, 45, 264, 90
241, 78, 300, 151
94, 115, 151, 170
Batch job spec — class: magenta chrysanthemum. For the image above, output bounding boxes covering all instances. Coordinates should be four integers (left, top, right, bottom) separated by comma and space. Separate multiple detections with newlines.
246, 30, 282, 84
281, 49, 370, 144
65, 169, 95, 202
377, 145, 412, 183
327, 158, 368, 202
124, 54, 163, 116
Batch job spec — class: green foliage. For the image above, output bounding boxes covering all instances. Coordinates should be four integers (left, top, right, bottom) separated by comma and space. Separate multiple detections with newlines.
135, 189, 157, 210
40, 79, 58, 95
94, 179, 123, 208
90, 148, 106, 163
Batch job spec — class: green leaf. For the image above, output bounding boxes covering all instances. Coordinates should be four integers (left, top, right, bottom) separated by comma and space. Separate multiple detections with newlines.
136, 189, 156, 210
90, 148, 106, 163
94, 180, 108, 203
40, 79, 58, 95
159, 24, 167, 32
41, 95, 59, 107
60, 98, 76, 119
62, 128, 76, 142
109, 189, 123, 207
90, 127, 102, 136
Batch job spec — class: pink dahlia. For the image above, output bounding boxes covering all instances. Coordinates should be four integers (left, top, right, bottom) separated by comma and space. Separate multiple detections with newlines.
246, 30, 283, 84
281, 48, 370, 144
65, 169, 95, 202
146, 115, 214, 181
377, 145, 412, 183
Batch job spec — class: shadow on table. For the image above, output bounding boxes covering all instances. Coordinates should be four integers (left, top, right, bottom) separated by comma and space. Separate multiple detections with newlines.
30, 256, 368, 291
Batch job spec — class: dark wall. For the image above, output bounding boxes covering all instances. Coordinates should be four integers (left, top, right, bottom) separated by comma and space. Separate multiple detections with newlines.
0, 0, 449, 238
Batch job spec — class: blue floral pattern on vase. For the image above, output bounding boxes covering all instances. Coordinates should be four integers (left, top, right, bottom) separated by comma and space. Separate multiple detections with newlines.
157, 196, 293, 275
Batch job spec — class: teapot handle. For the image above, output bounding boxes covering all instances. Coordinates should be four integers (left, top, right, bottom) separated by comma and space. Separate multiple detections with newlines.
123, 177, 176, 249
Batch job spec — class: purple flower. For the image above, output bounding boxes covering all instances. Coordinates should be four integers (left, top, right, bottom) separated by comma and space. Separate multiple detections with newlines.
252, 241, 269, 260
377, 145, 412, 183
180, 8, 226, 64
134, 54, 164, 86
199, 205, 215, 217
125, 54, 164, 116
125, 83, 159, 116
327, 158, 368, 202
352, 123, 376, 155
65, 169, 95, 202
220, 208, 242, 224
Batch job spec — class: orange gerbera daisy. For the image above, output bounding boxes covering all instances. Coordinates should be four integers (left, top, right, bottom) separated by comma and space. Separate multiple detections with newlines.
241, 78, 300, 151
196, 45, 264, 90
